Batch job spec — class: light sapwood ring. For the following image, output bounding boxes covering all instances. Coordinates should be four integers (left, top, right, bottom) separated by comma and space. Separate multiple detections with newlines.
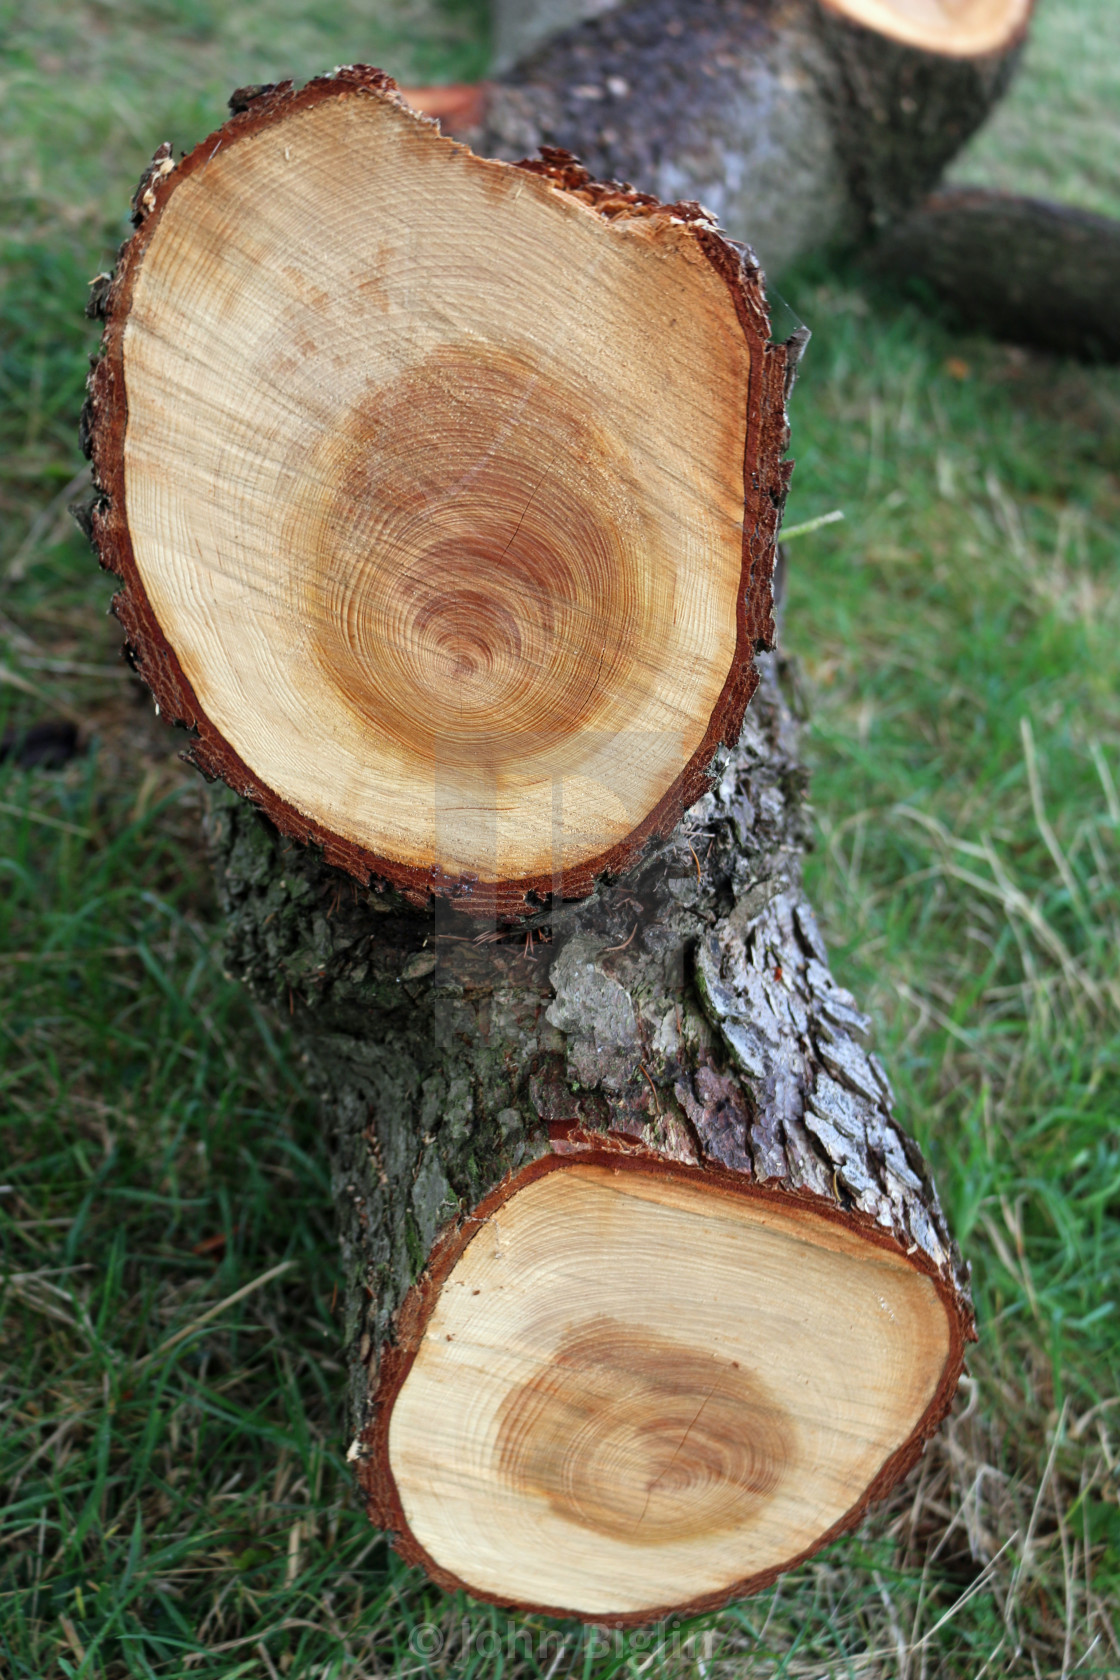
86, 68, 792, 918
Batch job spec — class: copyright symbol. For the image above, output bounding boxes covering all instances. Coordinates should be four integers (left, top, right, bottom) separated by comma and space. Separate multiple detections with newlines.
409, 1624, 444, 1657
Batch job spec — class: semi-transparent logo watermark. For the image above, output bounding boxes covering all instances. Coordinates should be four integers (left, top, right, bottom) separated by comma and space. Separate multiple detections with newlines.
407, 1619, 717, 1662
430, 730, 688, 1048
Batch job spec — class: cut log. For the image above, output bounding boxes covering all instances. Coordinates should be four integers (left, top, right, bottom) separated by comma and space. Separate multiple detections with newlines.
207, 647, 974, 1624
82, 67, 789, 919
466, 1, 1033, 276
875, 187, 1120, 363
84, 69, 975, 1624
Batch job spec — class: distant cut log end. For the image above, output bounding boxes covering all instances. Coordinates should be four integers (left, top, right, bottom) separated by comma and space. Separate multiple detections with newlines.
83, 67, 792, 919
818, 0, 1033, 58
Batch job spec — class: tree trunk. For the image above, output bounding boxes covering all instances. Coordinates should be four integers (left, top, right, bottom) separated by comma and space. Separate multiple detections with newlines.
82, 67, 974, 1624
457, 0, 1032, 277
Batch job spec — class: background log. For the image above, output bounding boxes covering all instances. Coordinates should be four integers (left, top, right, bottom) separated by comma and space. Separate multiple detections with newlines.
493, 0, 1035, 71
466, 0, 1031, 276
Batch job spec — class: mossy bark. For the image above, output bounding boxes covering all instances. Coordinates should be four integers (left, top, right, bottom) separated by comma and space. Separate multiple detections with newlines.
206, 648, 972, 1442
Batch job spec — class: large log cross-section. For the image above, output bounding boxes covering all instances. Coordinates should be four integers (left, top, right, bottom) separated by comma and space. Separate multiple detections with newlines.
82, 69, 974, 1624
85, 67, 787, 919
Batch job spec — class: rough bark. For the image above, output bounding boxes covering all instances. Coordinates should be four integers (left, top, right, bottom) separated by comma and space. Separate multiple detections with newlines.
875, 187, 1120, 363
461, 0, 1029, 277
207, 645, 974, 1619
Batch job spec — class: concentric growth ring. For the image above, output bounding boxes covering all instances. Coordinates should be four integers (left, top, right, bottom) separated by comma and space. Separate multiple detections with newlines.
291, 347, 649, 773
496, 1320, 791, 1545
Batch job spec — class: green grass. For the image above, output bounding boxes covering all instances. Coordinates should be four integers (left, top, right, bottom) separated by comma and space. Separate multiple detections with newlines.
1, 3, 1118, 1675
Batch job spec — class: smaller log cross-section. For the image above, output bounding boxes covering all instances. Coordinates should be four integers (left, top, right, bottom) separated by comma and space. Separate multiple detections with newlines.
84, 67, 792, 919
377, 1156, 959, 1619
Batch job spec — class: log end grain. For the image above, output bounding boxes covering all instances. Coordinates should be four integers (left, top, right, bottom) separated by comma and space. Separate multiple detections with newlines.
819, 0, 1034, 58
358, 1151, 973, 1623
84, 67, 793, 920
